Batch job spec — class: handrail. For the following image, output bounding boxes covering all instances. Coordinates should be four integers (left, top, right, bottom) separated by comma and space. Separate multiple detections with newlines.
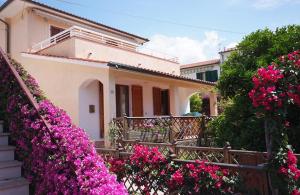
173, 159, 267, 171
0, 48, 56, 142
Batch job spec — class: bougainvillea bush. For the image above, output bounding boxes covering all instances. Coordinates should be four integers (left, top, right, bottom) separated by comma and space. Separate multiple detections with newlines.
0, 55, 127, 194
249, 50, 300, 113
275, 147, 300, 194
249, 50, 300, 194
106, 145, 238, 194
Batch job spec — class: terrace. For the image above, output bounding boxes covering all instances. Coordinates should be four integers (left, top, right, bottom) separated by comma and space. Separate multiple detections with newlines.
30, 26, 180, 74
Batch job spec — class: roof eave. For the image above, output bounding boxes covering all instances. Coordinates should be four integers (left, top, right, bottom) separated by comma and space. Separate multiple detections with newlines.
0, 0, 149, 43
108, 62, 216, 86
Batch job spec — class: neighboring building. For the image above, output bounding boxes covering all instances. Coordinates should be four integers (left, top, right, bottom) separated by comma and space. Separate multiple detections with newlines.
180, 59, 220, 82
180, 47, 236, 82
0, 0, 217, 144
219, 47, 236, 64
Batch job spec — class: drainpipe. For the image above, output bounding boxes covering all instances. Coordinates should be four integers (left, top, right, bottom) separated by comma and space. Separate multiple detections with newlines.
0, 18, 10, 54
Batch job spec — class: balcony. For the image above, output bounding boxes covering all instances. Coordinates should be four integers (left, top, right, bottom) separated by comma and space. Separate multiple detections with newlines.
31, 26, 179, 63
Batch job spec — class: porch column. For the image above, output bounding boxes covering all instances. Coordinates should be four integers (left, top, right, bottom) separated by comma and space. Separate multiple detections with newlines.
209, 92, 218, 116
169, 85, 180, 115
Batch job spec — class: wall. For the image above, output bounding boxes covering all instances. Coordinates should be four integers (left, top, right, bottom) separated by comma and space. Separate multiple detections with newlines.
39, 37, 180, 75
74, 38, 181, 75
0, 21, 7, 52
9, 9, 29, 60
79, 80, 100, 140
20, 56, 111, 142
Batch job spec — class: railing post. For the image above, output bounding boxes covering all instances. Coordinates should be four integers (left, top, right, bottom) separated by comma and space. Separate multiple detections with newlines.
197, 115, 206, 146
169, 113, 173, 143
168, 141, 177, 160
116, 142, 124, 159
123, 114, 128, 139
223, 142, 231, 163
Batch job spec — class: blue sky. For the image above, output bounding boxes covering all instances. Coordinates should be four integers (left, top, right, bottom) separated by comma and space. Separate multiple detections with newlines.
1, 0, 299, 63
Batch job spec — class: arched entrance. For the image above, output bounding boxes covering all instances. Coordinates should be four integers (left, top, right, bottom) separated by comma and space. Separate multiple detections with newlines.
79, 79, 104, 140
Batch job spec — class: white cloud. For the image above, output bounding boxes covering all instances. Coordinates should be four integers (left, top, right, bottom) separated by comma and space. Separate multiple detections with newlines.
139, 31, 222, 64
227, 0, 300, 9
226, 42, 238, 48
252, 0, 285, 9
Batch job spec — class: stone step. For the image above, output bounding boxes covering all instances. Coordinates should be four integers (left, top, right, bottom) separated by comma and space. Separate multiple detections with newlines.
0, 121, 3, 133
0, 146, 15, 162
0, 177, 29, 195
0, 133, 9, 146
0, 161, 22, 180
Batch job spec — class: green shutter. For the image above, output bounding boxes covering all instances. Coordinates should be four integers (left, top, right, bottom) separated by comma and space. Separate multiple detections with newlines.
211, 70, 218, 82
205, 70, 218, 82
205, 71, 211, 81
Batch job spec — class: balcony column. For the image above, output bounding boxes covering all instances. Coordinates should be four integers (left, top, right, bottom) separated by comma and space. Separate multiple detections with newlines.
209, 92, 218, 116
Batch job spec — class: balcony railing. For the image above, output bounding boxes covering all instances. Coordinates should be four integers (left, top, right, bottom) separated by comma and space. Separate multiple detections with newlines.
31, 26, 179, 62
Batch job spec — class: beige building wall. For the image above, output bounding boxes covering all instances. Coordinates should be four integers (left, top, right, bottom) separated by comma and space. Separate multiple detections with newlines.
20, 56, 112, 141
39, 37, 181, 75
0, 21, 7, 52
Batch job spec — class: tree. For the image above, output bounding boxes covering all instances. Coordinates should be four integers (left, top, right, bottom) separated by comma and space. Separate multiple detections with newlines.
189, 93, 202, 113
210, 25, 300, 151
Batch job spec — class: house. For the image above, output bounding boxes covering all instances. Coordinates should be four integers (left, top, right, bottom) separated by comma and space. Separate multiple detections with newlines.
0, 0, 217, 145
180, 47, 236, 82
180, 59, 220, 82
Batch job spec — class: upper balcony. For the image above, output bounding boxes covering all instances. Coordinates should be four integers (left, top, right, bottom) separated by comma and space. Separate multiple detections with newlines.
30, 26, 180, 74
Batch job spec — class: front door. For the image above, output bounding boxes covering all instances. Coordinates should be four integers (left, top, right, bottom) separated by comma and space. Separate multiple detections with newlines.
131, 85, 143, 117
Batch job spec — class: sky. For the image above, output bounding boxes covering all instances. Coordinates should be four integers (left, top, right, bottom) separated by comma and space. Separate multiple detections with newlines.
1, 0, 299, 64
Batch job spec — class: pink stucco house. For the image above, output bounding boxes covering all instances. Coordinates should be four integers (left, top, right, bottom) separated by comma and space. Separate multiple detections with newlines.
0, 0, 217, 145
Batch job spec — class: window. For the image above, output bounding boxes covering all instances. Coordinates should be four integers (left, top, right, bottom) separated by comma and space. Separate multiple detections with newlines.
161, 90, 170, 115
196, 72, 204, 80
116, 85, 129, 117
153, 87, 170, 115
50, 25, 65, 37
205, 70, 218, 82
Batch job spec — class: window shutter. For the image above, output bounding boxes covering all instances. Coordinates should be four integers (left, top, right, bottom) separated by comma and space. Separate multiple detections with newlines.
132, 85, 143, 117
153, 87, 162, 115
205, 70, 218, 82
211, 70, 218, 82
205, 71, 211, 81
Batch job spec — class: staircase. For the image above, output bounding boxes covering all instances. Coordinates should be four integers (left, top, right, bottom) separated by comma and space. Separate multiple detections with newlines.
0, 120, 29, 195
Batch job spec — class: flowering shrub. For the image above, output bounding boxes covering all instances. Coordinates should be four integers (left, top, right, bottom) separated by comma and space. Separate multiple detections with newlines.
0, 56, 127, 194
248, 64, 284, 111
275, 147, 300, 194
249, 51, 300, 194
249, 50, 300, 112
169, 160, 236, 194
107, 145, 238, 194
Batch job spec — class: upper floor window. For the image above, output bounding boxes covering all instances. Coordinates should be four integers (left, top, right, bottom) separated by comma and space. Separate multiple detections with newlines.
50, 25, 65, 37
195, 70, 218, 82
205, 70, 218, 82
196, 72, 204, 80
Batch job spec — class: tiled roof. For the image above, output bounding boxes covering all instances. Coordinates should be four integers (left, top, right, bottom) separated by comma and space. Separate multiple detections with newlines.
0, 0, 149, 42
108, 62, 216, 86
180, 59, 220, 70
22, 52, 215, 86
